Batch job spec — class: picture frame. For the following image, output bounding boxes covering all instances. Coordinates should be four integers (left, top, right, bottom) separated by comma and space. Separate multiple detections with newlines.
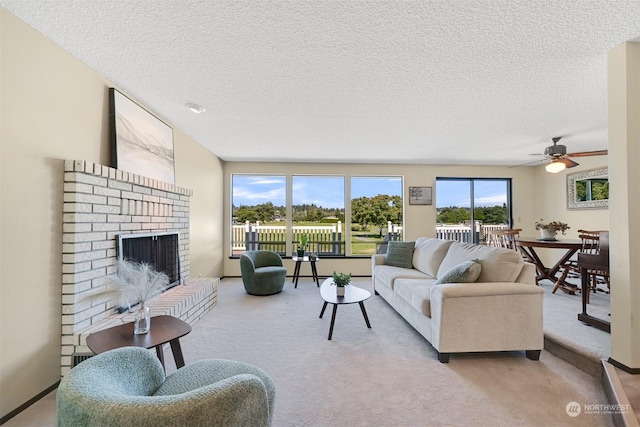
109, 88, 175, 184
409, 186, 433, 205
567, 167, 608, 210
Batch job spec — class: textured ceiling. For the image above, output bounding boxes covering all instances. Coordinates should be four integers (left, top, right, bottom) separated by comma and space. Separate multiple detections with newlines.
3, 1, 640, 165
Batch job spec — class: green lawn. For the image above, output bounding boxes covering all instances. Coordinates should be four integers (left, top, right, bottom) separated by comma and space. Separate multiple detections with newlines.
351, 230, 384, 255
254, 222, 387, 255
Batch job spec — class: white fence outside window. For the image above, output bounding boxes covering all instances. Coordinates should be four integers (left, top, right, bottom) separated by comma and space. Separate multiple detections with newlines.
232, 221, 509, 255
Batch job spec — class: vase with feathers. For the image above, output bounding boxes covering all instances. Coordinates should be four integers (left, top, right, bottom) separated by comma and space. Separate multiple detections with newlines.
82, 258, 170, 334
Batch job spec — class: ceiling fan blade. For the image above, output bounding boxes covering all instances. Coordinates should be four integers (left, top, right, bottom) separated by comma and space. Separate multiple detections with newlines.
560, 157, 579, 168
567, 150, 608, 158
508, 158, 546, 168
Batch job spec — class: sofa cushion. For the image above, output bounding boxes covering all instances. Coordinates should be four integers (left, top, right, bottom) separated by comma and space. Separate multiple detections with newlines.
435, 259, 481, 284
374, 265, 431, 290
384, 241, 415, 269
394, 279, 438, 317
412, 238, 454, 277
437, 242, 524, 283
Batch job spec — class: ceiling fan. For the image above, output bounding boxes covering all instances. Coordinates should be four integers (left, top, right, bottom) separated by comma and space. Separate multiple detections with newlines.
513, 136, 608, 173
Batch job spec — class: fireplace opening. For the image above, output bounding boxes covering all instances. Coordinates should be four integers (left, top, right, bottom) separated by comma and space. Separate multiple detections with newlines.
116, 232, 181, 289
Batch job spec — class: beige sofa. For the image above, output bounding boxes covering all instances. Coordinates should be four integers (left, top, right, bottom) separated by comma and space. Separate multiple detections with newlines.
372, 237, 543, 363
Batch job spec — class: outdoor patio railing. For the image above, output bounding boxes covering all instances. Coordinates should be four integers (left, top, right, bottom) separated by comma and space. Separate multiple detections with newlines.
232, 221, 344, 255
232, 221, 509, 255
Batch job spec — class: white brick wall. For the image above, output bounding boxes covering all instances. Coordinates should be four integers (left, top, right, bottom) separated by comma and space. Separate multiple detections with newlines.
61, 160, 217, 376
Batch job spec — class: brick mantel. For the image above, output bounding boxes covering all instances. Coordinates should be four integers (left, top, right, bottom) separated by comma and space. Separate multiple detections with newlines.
60, 160, 217, 376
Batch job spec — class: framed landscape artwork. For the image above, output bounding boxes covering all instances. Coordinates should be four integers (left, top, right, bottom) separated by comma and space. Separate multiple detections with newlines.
409, 186, 433, 205
109, 88, 175, 184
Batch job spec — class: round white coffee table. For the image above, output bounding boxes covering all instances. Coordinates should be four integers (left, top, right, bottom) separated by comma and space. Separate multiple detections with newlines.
319, 278, 371, 340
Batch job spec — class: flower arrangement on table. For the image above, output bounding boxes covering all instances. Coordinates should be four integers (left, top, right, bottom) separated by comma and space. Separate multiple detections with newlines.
534, 219, 570, 234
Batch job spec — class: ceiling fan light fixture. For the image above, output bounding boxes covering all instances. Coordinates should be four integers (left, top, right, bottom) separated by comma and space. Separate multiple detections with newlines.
546, 160, 566, 173
185, 103, 206, 114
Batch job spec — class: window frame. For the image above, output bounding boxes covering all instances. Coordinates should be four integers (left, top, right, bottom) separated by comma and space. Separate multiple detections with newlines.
230, 173, 405, 257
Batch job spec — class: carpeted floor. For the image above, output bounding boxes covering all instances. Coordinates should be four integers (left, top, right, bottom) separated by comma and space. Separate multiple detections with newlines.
539, 276, 611, 362
5, 277, 616, 426
172, 277, 613, 426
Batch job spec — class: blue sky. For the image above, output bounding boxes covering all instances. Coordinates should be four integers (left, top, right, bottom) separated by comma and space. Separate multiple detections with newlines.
435, 180, 508, 207
232, 175, 402, 209
232, 175, 507, 208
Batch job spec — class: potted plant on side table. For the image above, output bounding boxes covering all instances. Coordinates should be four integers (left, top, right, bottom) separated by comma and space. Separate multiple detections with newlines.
297, 234, 309, 257
535, 219, 570, 241
332, 271, 351, 296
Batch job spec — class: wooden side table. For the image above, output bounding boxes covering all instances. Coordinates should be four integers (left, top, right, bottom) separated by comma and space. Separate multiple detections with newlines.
86, 315, 191, 370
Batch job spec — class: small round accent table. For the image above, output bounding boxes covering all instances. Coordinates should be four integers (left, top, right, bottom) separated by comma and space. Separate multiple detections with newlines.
292, 255, 320, 288
319, 278, 371, 340
86, 315, 191, 371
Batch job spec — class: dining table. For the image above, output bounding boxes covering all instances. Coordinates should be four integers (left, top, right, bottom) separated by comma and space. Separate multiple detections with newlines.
516, 237, 583, 291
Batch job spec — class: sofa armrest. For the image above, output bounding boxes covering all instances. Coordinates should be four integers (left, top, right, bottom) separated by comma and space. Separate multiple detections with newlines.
371, 254, 387, 286
429, 282, 544, 354
372, 254, 385, 266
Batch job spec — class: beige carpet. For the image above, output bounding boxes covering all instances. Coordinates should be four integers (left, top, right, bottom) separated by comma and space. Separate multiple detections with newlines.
5, 277, 615, 426
540, 277, 611, 359
175, 277, 612, 426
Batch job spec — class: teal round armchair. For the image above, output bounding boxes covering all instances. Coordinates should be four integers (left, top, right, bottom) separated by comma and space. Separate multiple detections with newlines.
240, 250, 287, 295
57, 347, 276, 427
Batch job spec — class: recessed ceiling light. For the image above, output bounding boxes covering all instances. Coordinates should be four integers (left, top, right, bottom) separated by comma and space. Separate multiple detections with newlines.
185, 103, 206, 114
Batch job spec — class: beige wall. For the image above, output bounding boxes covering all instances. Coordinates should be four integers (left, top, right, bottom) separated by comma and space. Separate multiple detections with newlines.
608, 42, 640, 368
532, 156, 610, 265
174, 129, 224, 278
0, 10, 223, 417
533, 156, 609, 237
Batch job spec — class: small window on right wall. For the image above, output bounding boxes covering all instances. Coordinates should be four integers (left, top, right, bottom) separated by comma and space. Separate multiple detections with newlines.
567, 167, 608, 210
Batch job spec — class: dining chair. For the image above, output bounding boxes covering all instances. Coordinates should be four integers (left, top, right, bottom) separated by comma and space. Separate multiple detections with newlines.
553, 230, 609, 300
489, 228, 522, 250
577, 231, 610, 305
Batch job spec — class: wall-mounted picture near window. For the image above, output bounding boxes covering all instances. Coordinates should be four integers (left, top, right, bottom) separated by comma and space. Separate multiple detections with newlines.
409, 186, 432, 205
109, 88, 175, 184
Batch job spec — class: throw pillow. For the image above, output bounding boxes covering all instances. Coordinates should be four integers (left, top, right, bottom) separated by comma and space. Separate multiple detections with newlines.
384, 241, 416, 269
435, 259, 482, 284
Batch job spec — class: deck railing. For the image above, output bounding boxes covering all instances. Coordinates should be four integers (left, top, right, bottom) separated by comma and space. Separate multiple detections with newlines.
436, 223, 509, 244
232, 221, 509, 255
232, 221, 344, 255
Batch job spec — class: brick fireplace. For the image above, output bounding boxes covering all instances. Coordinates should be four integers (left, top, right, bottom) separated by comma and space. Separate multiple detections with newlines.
60, 160, 218, 375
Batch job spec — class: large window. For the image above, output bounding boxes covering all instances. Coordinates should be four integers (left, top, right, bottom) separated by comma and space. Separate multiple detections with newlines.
351, 177, 403, 255
435, 178, 512, 244
292, 175, 345, 256
232, 175, 286, 255
231, 174, 403, 256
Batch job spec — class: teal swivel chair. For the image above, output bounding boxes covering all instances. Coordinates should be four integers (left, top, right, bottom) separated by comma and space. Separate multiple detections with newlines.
57, 347, 276, 427
240, 251, 287, 295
